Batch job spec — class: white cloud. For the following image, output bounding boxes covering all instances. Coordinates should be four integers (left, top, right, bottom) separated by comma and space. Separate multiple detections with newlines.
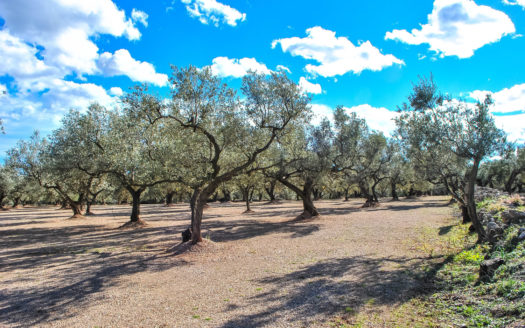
503, 0, 525, 8
109, 87, 124, 96
494, 113, 525, 143
210, 57, 271, 78
0, 0, 144, 76
272, 26, 404, 77
98, 49, 168, 86
276, 65, 291, 73
0, 79, 118, 133
0, 0, 162, 146
131, 9, 149, 27
469, 83, 525, 114
299, 77, 322, 95
385, 0, 515, 58
310, 104, 334, 126
309, 103, 399, 136
343, 104, 399, 137
180, 0, 246, 27
0, 84, 6, 97
0, 30, 58, 85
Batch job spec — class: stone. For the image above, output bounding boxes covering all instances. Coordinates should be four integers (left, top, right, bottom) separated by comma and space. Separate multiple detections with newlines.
500, 210, 525, 225
487, 221, 504, 243
181, 228, 192, 242
479, 258, 505, 281
518, 228, 525, 242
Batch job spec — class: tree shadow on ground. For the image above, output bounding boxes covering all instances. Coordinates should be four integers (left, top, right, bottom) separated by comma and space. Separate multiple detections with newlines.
204, 218, 320, 242
221, 255, 441, 328
364, 201, 449, 212
0, 223, 186, 327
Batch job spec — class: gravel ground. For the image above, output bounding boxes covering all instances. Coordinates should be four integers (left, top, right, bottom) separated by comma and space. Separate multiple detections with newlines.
0, 196, 452, 327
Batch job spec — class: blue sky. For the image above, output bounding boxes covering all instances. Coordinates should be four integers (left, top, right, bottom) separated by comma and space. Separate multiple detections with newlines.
1, 0, 524, 158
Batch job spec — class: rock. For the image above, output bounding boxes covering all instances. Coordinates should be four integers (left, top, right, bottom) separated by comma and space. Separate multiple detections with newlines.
478, 211, 493, 225
181, 228, 192, 242
487, 222, 504, 243
500, 210, 525, 225
480, 258, 505, 281
518, 228, 525, 242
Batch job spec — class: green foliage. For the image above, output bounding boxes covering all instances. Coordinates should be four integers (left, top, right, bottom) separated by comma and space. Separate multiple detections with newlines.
454, 247, 485, 265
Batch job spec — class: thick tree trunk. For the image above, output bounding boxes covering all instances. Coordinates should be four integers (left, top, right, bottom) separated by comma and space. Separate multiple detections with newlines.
0, 192, 7, 210
221, 188, 231, 202
265, 180, 277, 202
466, 158, 486, 243
165, 191, 175, 207
391, 181, 399, 201
13, 197, 21, 208
128, 188, 144, 223
301, 180, 319, 217
245, 197, 251, 212
59, 199, 70, 210
505, 170, 519, 195
85, 201, 94, 216
191, 191, 208, 244
460, 204, 471, 224
190, 188, 199, 223
344, 187, 350, 201
69, 200, 84, 218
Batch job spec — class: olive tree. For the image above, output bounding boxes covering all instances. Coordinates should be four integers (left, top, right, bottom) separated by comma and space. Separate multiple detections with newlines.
139, 66, 309, 243
396, 76, 506, 242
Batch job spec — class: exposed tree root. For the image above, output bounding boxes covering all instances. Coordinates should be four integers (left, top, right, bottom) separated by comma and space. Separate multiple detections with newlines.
68, 214, 86, 219
361, 200, 380, 208
119, 219, 147, 229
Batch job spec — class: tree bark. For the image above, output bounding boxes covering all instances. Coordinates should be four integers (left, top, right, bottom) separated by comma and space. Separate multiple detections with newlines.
127, 188, 144, 223
505, 170, 519, 194
466, 158, 486, 243
69, 200, 83, 218
391, 181, 399, 201
265, 180, 277, 202
191, 190, 208, 244
165, 191, 176, 206
344, 187, 350, 201
460, 204, 471, 224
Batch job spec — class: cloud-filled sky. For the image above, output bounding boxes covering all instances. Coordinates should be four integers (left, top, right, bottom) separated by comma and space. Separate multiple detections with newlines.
1, 0, 524, 157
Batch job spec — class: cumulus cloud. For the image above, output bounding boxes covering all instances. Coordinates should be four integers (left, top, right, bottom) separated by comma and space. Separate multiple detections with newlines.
131, 9, 149, 27
503, 0, 525, 7
98, 49, 168, 86
109, 87, 124, 96
210, 57, 271, 78
0, 0, 145, 76
276, 65, 291, 73
299, 77, 322, 95
310, 104, 334, 126
0, 0, 164, 141
385, 0, 515, 58
0, 79, 118, 133
344, 104, 399, 137
0, 30, 57, 85
272, 26, 404, 77
309, 103, 399, 136
469, 83, 525, 114
494, 113, 525, 143
180, 0, 246, 27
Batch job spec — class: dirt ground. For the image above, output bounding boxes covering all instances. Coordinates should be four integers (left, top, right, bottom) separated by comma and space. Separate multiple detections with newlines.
0, 197, 453, 327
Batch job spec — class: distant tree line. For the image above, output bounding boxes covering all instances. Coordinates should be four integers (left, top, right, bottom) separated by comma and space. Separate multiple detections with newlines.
0, 68, 522, 243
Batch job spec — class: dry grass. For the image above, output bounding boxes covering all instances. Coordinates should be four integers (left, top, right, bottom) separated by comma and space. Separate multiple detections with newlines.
0, 196, 453, 327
